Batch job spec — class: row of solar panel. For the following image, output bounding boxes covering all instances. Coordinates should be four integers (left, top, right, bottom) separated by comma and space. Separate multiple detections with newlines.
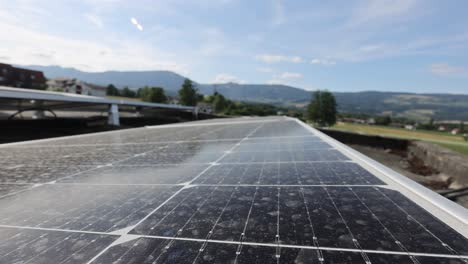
12, 120, 311, 146
0, 162, 382, 186
0, 228, 465, 264
0, 118, 466, 264
1, 143, 343, 166
0, 185, 465, 255
95, 237, 467, 264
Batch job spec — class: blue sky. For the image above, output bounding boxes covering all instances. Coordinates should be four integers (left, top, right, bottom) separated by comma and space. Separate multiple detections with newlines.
1, 0, 467, 93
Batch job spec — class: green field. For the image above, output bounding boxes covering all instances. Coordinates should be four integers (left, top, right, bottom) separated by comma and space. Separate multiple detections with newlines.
330, 122, 468, 156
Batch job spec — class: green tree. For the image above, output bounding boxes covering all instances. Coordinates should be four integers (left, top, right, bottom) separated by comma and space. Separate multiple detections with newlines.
106, 84, 119, 96
121, 86, 136, 98
307, 91, 321, 123
178, 79, 198, 106
212, 92, 228, 113
460, 121, 465, 133
375, 116, 392, 126
307, 90, 337, 126
140, 87, 168, 103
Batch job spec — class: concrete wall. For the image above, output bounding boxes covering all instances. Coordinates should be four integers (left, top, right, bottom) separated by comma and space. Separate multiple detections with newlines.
408, 141, 468, 186
319, 128, 409, 150
321, 128, 468, 186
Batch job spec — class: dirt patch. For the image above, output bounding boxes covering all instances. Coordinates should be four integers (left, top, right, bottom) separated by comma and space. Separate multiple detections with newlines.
349, 144, 465, 207
320, 128, 468, 208
407, 155, 439, 176
354, 145, 449, 188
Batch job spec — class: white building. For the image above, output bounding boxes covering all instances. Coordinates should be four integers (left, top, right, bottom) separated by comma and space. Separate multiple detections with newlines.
451, 128, 461, 135
47, 78, 106, 97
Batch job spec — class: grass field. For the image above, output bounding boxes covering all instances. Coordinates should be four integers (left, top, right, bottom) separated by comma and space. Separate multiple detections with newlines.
331, 122, 468, 156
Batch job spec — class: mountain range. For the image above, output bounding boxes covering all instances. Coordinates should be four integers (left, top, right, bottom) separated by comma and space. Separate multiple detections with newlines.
23, 65, 468, 121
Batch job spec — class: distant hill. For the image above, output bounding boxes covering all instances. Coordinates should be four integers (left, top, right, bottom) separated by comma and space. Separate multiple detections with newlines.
23, 65, 468, 121
333, 92, 468, 121
24, 65, 310, 100
197, 83, 310, 103
23, 65, 187, 95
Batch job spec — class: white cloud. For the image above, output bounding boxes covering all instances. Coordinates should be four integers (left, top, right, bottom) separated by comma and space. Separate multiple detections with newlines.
0, 19, 187, 74
213, 73, 245, 84
272, 0, 286, 25
310, 58, 336, 65
349, 0, 419, 27
430, 63, 466, 77
267, 79, 284, 85
255, 54, 303, 63
279, 72, 302, 79
256, 67, 274, 73
84, 13, 103, 29
130, 17, 143, 31
267, 71, 302, 85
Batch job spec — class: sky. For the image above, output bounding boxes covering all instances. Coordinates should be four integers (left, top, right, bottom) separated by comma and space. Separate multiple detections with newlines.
0, 0, 467, 93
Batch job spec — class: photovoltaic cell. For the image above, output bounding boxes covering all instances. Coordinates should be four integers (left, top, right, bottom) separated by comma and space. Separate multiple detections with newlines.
0, 185, 181, 232
91, 237, 468, 264
0, 165, 95, 183
0, 227, 116, 264
128, 186, 466, 255
0, 184, 32, 197
120, 151, 221, 165
0, 117, 466, 263
220, 149, 350, 163
60, 164, 209, 184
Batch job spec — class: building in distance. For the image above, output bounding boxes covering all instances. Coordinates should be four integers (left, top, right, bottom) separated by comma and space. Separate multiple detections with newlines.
0, 63, 46, 89
47, 77, 106, 97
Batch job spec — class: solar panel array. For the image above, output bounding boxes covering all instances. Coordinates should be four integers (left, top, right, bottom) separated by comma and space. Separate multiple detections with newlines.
0, 117, 467, 264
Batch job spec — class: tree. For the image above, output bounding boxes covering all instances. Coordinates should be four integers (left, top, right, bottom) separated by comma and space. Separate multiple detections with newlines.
140, 87, 168, 103
212, 92, 228, 113
307, 91, 321, 123
307, 90, 337, 127
178, 79, 198, 106
375, 116, 392, 126
121, 86, 136, 98
460, 121, 465, 133
106, 84, 119, 96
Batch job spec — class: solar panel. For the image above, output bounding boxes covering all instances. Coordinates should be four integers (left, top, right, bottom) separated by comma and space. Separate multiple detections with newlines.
0, 116, 466, 263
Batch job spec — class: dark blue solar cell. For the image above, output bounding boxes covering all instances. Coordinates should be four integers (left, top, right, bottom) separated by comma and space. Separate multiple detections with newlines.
0, 227, 116, 264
